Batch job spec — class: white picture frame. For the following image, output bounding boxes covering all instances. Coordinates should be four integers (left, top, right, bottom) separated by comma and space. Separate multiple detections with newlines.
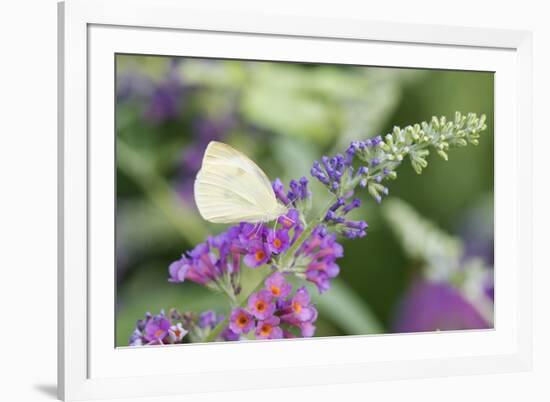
58, 0, 533, 400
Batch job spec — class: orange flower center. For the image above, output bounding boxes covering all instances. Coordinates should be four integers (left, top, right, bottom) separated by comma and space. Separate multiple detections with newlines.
260, 324, 273, 336
173, 329, 181, 338
292, 301, 302, 314
237, 313, 250, 327
255, 250, 266, 261
273, 238, 282, 248
154, 329, 164, 338
255, 300, 266, 312
270, 285, 281, 296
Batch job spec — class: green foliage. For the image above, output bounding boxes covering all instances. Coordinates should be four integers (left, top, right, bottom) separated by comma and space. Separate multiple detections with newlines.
179, 60, 418, 145
311, 280, 384, 335
382, 198, 463, 280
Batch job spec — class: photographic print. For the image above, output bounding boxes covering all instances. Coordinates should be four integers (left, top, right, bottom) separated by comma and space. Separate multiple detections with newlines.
115, 55, 494, 347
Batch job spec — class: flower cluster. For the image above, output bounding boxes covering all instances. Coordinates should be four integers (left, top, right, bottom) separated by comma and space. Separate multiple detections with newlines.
325, 197, 368, 239
228, 273, 318, 339
294, 226, 344, 293
312, 113, 487, 206
130, 112, 488, 346
272, 176, 311, 211
129, 309, 244, 345
129, 310, 188, 346
168, 208, 305, 298
195, 310, 256, 342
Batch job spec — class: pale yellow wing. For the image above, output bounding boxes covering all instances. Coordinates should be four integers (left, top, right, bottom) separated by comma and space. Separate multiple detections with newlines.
194, 141, 283, 224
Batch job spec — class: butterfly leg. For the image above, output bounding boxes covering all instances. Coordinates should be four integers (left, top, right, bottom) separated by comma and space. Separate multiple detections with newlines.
246, 222, 261, 239
252, 222, 263, 238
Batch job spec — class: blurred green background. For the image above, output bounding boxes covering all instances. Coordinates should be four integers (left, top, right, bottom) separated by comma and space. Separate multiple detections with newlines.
115, 55, 494, 346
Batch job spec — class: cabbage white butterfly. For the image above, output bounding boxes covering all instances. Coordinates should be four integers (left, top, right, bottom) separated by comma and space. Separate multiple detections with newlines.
194, 141, 288, 224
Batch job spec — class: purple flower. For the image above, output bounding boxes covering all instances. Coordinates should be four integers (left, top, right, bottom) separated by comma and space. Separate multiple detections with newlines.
145, 82, 182, 122
298, 227, 344, 293
248, 290, 275, 320
168, 255, 191, 283
198, 310, 220, 329
278, 209, 300, 230
272, 178, 290, 205
311, 153, 352, 195
220, 327, 241, 341
324, 197, 368, 238
143, 314, 172, 344
167, 323, 188, 344
129, 329, 144, 346
393, 281, 490, 333
272, 177, 310, 206
288, 178, 310, 201
221, 283, 321, 341
329, 198, 346, 212
168, 225, 248, 293
281, 287, 317, 322
230, 284, 318, 339
299, 321, 316, 338
243, 240, 271, 268
342, 198, 361, 214
264, 272, 292, 299
183, 242, 220, 284
239, 223, 267, 242
229, 308, 255, 334
310, 136, 400, 206
130, 309, 234, 345
256, 316, 283, 340
342, 220, 368, 239
144, 63, 184, 123
305, 269, 333, 294
267, 228, 290, 254
298, 177, 310, 199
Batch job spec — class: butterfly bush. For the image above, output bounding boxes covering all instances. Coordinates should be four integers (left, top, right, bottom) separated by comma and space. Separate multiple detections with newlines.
130, 112, 487, 345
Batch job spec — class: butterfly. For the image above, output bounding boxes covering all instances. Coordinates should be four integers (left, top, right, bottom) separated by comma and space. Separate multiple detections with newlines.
194, 141, 289, 224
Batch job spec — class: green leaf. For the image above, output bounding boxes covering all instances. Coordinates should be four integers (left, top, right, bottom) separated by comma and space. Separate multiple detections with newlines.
178, 60, 246, 89
240, 85, 338, 143
382, 198, 463, 281
311, 280, 384, 335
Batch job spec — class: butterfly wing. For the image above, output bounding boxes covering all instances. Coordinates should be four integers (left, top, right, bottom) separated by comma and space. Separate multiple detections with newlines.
194, 141, 282, 224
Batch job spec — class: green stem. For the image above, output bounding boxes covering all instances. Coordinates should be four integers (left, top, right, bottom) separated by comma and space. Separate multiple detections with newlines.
205, 272, 270, 342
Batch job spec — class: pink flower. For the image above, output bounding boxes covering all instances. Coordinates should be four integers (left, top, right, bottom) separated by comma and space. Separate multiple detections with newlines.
281, 287, 317, 323
247, 290, 275, 320
229, 308, 254, 334
143, 314, 171, 344
267, 228, 290, 254
264, 272, 292, 299
256, 316, 283, 339
243, 240, 271, 268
